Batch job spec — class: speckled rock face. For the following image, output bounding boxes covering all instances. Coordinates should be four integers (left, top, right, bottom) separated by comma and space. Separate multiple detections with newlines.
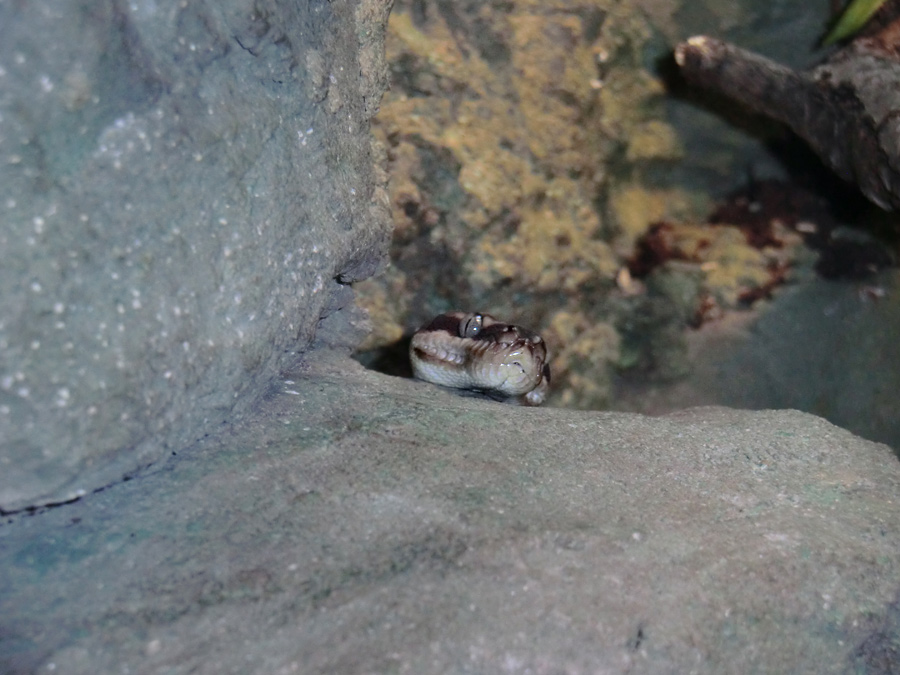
0, 0, 393, 511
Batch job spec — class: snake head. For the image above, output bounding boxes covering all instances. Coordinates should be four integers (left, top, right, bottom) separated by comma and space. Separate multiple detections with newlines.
410, 311, 550, 405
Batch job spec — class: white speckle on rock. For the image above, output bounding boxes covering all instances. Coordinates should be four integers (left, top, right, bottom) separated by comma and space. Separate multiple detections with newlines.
39, 74, 54, 92
30, 281, 42, 292
55, 388, 70, 407
53, 302, 65, 314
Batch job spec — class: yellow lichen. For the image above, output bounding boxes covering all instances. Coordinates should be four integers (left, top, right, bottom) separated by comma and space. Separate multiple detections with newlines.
609, 185, 701, 253
353, 271, 409, 352
679, 226, 776, 308
626, 120, 685, 163
544, 311, 621, 408
468, 195, 618, 293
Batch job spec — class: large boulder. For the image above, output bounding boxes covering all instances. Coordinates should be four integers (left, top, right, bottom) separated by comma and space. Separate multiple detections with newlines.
0, 0, 393, 511
1, 353, 898, 673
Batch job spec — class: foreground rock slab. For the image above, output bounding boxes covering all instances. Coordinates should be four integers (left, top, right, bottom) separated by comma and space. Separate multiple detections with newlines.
1, 352, 898, 674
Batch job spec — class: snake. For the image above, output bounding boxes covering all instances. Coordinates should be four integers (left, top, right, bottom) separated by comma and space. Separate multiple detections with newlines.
409, 311, 550, 406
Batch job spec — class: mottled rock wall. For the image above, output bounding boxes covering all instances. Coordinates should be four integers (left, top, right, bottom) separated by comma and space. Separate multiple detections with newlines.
0, 0, 393, 511
356, 0, 897, 423
360, 0, 678, 409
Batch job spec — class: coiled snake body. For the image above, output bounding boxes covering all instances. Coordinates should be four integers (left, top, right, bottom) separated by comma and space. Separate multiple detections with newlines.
409, 311, 550, 406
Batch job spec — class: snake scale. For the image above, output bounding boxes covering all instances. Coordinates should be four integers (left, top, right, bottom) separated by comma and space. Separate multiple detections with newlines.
409, 311, 550, 406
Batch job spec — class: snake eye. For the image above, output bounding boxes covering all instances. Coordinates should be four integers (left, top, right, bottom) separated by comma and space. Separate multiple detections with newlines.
460, 313, 484, 338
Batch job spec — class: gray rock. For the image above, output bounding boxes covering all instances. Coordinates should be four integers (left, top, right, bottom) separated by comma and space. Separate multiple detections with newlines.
1, 352, 898, 673
0, 0, 393, 511
612, 271, 900, 451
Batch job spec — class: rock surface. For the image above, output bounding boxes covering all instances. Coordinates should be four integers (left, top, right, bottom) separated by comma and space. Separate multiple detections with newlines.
0, 0, 393, 511
613, 270, 900, 451
1, 351, 898, 674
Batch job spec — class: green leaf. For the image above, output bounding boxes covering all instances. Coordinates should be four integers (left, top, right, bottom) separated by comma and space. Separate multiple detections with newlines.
822, 0, 887, 45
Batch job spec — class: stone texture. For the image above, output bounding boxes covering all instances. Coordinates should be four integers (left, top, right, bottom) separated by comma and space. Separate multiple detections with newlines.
3, 2, 899, 670
613, 269, 900, 450
1, 351, 898, 674
0, 0, 393, 511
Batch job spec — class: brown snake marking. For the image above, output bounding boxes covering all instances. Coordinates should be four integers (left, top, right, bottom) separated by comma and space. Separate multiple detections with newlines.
409, 311, 550, 406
